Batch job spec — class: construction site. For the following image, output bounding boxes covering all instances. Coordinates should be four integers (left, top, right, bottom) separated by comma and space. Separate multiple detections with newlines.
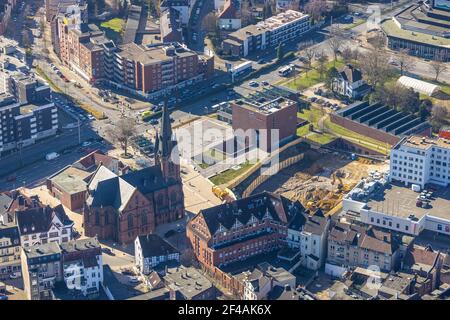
252, 149, 389, 215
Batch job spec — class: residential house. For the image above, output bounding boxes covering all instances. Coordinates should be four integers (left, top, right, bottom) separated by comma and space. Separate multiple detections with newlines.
287, 208, 330, 270
217, 0, 241, 31
327, 221, 404, 273
16, 204, 74, 247
331, 64, 371, 99
237, 262, 296, 300
401, 245, 444, 296
135, 234, 180, 275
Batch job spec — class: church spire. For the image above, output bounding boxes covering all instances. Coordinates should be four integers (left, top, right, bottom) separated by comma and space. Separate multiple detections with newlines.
158, 98, 173, 158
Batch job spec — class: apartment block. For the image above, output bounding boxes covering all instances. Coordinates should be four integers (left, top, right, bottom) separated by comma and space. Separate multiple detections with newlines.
21, 237, 102, 300
390, 135, 450, 188
60, 238, 103, 297
223, 10, 310, 57
104, 42, 213, 96
0, 223, 21, 280
0, 98, 58, 153
21, 242, 62, 300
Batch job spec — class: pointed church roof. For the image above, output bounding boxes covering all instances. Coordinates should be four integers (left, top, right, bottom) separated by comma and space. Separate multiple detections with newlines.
158, 100, 173, 158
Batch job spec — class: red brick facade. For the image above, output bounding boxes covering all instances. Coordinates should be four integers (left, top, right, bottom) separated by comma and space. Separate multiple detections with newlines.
231, 99, 297, 151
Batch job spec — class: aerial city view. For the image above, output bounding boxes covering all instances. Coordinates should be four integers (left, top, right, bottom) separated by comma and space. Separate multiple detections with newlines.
0, 0, 449, 307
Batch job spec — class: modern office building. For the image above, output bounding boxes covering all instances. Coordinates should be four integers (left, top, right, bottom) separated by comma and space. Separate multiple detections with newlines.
390, 135, 450, 188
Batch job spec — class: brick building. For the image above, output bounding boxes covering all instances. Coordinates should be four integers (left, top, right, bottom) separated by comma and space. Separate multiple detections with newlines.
186, 191, 304, 271
46, 150, 129, 211
231, 96, 298, 151
103, 42, 214, 97
83, 104, 185, 244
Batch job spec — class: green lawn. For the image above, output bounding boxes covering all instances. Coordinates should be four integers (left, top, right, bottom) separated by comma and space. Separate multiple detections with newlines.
297, 108, 325, 126
297, 106, 390, 153
296, 125, 310, 137
282, 59, 345, 90
99, 18, 125, 40
307, 132, 336, 144
209, 162, 255, 186
323, 117, 390, 155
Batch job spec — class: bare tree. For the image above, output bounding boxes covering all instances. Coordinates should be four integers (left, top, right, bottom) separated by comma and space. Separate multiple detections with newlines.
430, 104, 448, 131
107, 118, 137, 157
316, 51, 328, 79
304, 0, 327, 22
240, 0, 255, 26
395, 49, 413, 76
328, 26, 343, 65
341, 46, 353, 64
368, 32, 386, 52
359, 49, 392, 88
429, 52, 448, 82
202, 12, 218, 33
303, 47, 316, 76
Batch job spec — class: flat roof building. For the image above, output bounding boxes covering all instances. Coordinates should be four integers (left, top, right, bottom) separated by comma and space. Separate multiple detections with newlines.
223, 10, 311, 57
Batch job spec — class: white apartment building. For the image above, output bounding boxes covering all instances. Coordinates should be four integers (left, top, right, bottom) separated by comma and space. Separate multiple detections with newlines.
223, 10, 310, 57
61, 238, 103, 297
390, 136, 450, 188
287, 211, 330, 271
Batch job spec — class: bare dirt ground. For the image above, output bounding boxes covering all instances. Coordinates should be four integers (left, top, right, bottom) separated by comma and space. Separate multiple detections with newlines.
254, 150, 389, 212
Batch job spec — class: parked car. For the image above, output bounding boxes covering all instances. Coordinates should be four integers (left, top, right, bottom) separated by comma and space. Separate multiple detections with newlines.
249, 81, 259, 87
81, 141, 92, 147
261, 81, 269, 86
9, 272, 19, 279
101, 248, 115, 256
128, 276, 140, 284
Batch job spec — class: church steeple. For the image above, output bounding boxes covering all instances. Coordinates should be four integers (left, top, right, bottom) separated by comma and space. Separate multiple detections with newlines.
158, 99, 173, 158
155, 99, 180, 182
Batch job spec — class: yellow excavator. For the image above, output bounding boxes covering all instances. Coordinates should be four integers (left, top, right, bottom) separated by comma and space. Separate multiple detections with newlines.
212, 186, 234, 202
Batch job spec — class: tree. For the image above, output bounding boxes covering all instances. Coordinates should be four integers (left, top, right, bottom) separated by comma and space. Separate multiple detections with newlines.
429, 52, 448, 82
326, 66, 339, 91
277, 42, 283, 61
107, 118, 137, 157
303, 47, 316, 76
316, 51, 328, 79
202, 12, 218, 33
419, 100, 432, 121
240, 0, 254, 26
373, 83, 420, 114
395, 49, 413, 76
327, 26, 343, 65
430, 104, 448, 132
359, 49, 392, 88
368, 32, 387, 52
305, 0, 327, 23
341, 47, 353, 64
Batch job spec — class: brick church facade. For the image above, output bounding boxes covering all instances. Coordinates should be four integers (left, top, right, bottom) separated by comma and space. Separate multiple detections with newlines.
83, 103, 185, 243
